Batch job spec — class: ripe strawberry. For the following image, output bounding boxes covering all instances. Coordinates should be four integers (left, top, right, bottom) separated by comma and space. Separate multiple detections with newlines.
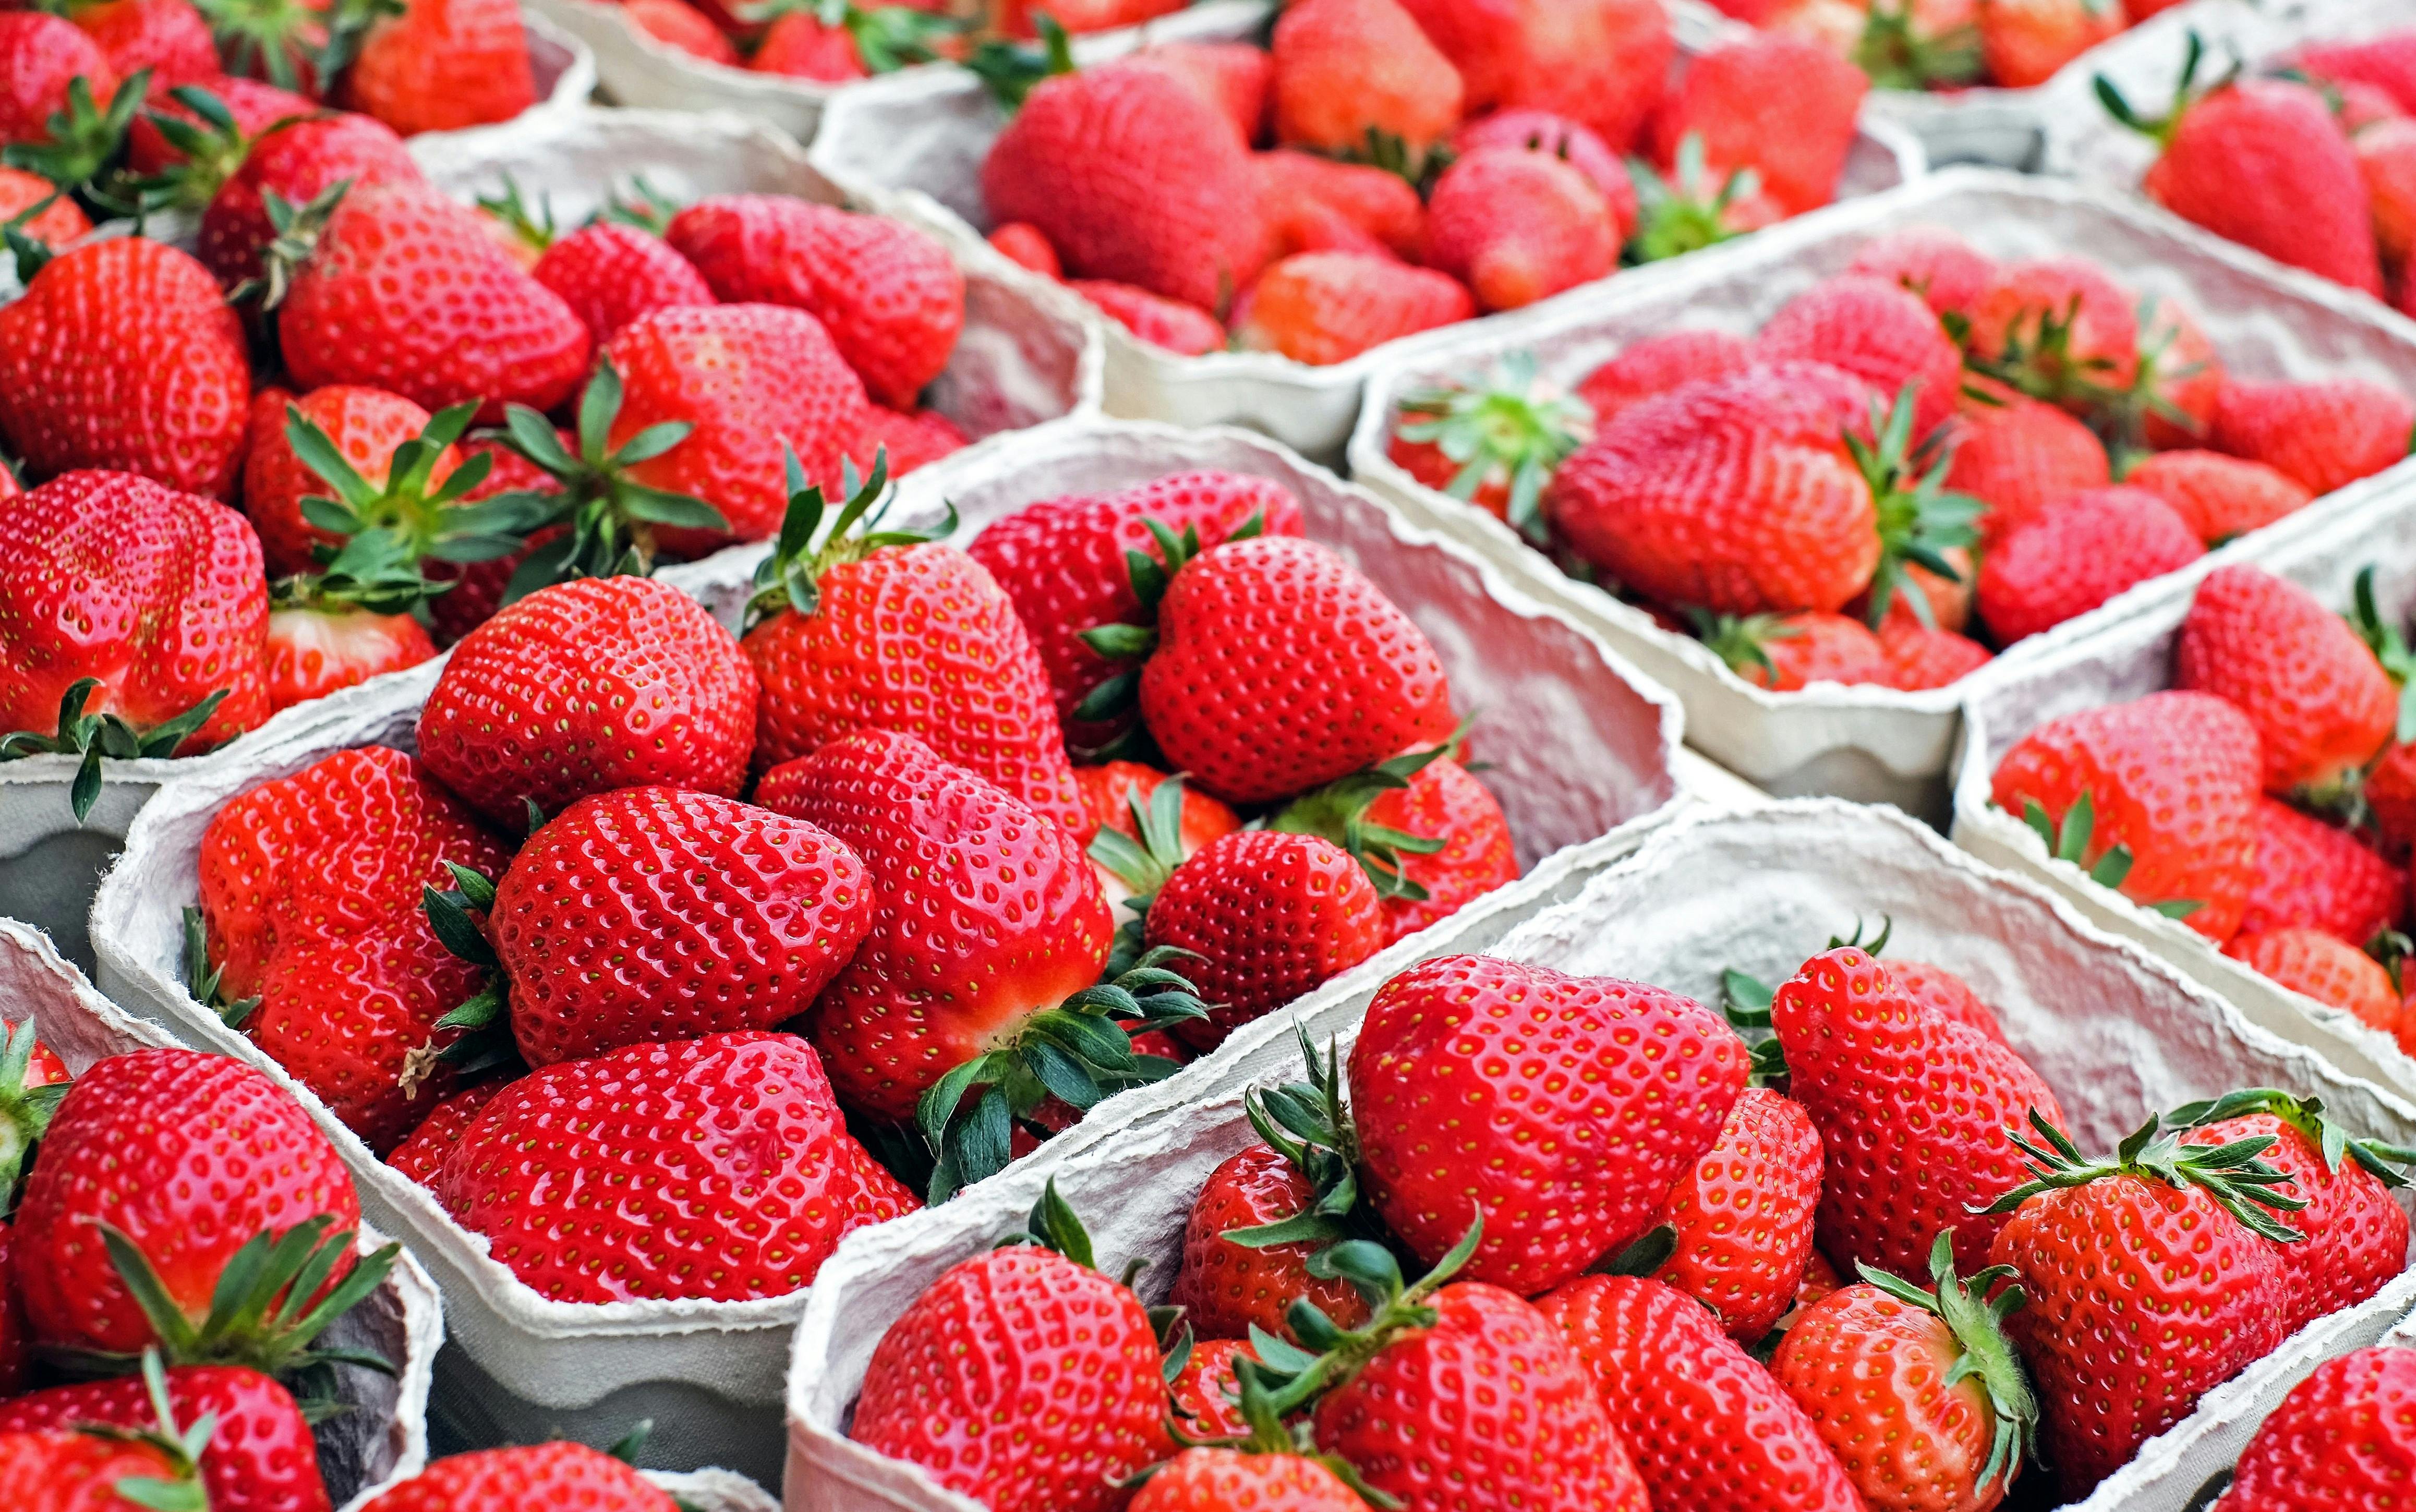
343, 0, 538, 136
277, 183, 591, 423
358, 1443, 675, 1510
384, 1077, 510, 1186
852, 404, 965, 477
0, 239, 250, 498
1769, 1233, 2037, 1512
69, 0, 216, 91
0, 15, 114, 146
1281, 748, 1517, 944
2360, 118, 2416, 273
996, 0, 1182, 33
1132, 1449, 1365, 1511
0, 1424, 202, 1512
1977, 0, 2121, 87
1078, 761, 1242, 916
197, 112, 425, 287
1847, 224, 1998, 321
2124, 450, 2312, 543
1704, 610, 1887, 691
1074, 280, 1226, 355
2298, 34, 2416, 112
263, 604, 436, 712
529, 220, 715, 345
0, 1364, 328, 1512
623, 0, 737, 62
125, 75, 313, 181
1574, 329, 1754, 425
1351, 954, 1745, 1293
2128, 293, 2226, 450
1889, 961, 2007, 1047
0, 164, 91, 246
1963, 256, 2140, 410
746, 3, 955, 80
1252, 150, 1426, 258
986, 220, 1061, 277
1943, 395, 2112, 545
1271, 0, 1463, 162
2214, 1346, 2416, 1511
2210, 377, 2414, 497
1139, 533, 1456, 805
1388, 353, 1595, 536
1634, 1085, 1822, 1343
1402, 0, 1672, 151
241, 384, 464, 577
1452, 108, 1626, 200
1123, 40, 1270, 141
1540, 1273, 1859, 1512
2238, 797, 2403, 945
1757, 276, 1964, 439
1651, 34, 1868, 217
1879, 618, 1993, 690
1233, 252, 1475, 365
1975, 486, 2204, 644
1984, 1110, 2301, 1494
1423, 147, 1619, 314
418, 575, 759, 826
851, 1190, 1168, 1512
2177, 565, 2396, 795
433, 1031, 912, 1302
1165, 1336, 1253, 1439
2227, 928, 2401, 1026
740, 467, 1085, 832
984, 61, 1269, 311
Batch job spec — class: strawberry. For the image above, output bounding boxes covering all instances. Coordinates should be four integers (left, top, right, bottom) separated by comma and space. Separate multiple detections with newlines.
69, 0, 216, 91
1634, 1085, 1822, 1343
1844, 0, 1988, 95
0, 1359, 218, 1512
0, 1364, 328, 1512
1768, 1233, 2037, 1512
1452, 108, 1626, 200
197, 111, 425, 287
1276, 747, 1517, 944
0, 239, 250, 498
126, 75, 314, 182
623, 0, 737, 62
2124, 450, 2311, 543
1233, 252, 1475, 365
1138, 533, 1457, 805
996, 0, 1182, 33
1847, 225, 1998, 322
2128, 292, 2226, 450
740, 464, 1085, 832
343, 0, 537, 136
1963, 257, 2140, 412
433, 1031, 912, 1302
1539, 1273, 1859, 1512
852, 404, 965, 477
2298, 34, 2416, 113
1351, 954, 1745, 1293
2227, 928, 2401, 1026
747, 3, 957, 80
1703, 610, 1887, 692
1124, 40, 1270, 142
2209, 377, 2414, 497
241, 384, 464, 577
1977, 0, 2120, 88
1132, 1450, 1366, 1511
384, 1077, 509, 1186
1166, 1335, 1252, 1435
1974, 486, 2204, 644
2177, 565, 2396, 795
418, 575, 759, 826
1756, 275, 1965, 439
850, 1187, 1169, 1512
1651, 34, 1869, 217
1423, 147, 1620, 314
2213, 1346, 2416, 1511
262, 605, 433, 712
1889, 962, 2008, 1049
986, 220, 1061, 277
0, 15, 115, 146
1078, 761, 1242, 915
1983, 1109, 2302, 1494
1879, 618, 1993, 690
1943, 395, 2112, 545
358, 1443, 676, 1510
0, 164, 91, 246
1574, 329, 1754, 425
1387, 352, 1596, 537
1400, 0, 1672, 151
1252, 150, 1426, 259
2361, 117, 2416, 275
984, 61, 1270, 312
1270, 0, 1463, 163
1074, 280, 1226, 355
2239, 797, 2403, 945
528, 220, 715, 345
664, 196, 963, 410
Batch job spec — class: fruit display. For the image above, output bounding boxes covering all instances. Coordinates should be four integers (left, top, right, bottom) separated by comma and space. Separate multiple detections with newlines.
786, 802, 2416, 1510
1706, 0, 2168, 94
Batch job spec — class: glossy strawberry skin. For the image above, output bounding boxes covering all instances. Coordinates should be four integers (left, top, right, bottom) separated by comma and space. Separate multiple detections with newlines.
1755, 275, 1963, 438
1316, 1282, 1650, 1512
1132, 1449, 1366, 1511
0, 1429, 186, 1509
432, 1032, 913, 1304
0, 15, 116, 146
743, 542, 1086, 836
666, 196, 965, 411
417, 575, 760, 826
2214, 1346, 2416, 1511
0, 1227, 27, 1397
2147, 80, 2385, 297
1878, 619, 1993, 691
1774, 948, 2065, 1279
2182, 1112, 2409, 1334
1846, 225, 1997, 321
850, 1245, 1168, 1512
1538, 1274, 1859, 1512
852, 405, 967, 477
384, 1078, 511, 1187
1422, 147, 1616, 315
2125, 450, 2312, 544
16, 1050, 360, 1354
755, 731, 1110, 1120
1649, 1086, 1822, 1343
1977, 487, 2206, 645
530, 221, 716, 345
0, 1366, 329, 1512
0, 240, 251, 498
358, 1443, 677, 1511
1350, 954, 1746, 1293
1146, 830, 1384, 1053
1990, 690, 2264, 942
0, 165, 91, 248
1078, 760, 1242, 914
0, 471, 270, 751
1166, 1339, 1255, 1440
1650, 33, 1868, 216
1887, 959, 2009, 1046
1168, 1143, 1370, 1343
2176, 565, 2396, 795
2228, 928, 2402, 1028
1142, 534, 1457, 806
341, 0, 538, 137
1272, 0, 1464, 159
1233, 252, 1475, 365
71, 0, 216, 93
491, 786, 873, 1067
2210, 377, 2416, 499
1574, 330, 1755, 425
242, 384, 462, 578
197, 113, 425, 288
2238, 799, 2402, 945
1361, 753, 1519, 944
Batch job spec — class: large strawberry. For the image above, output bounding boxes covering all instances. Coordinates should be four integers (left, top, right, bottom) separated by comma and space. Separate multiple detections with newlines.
528, 219, 715, 345
1230, 250, 1477, 365
0, 1363, 328, 1512
1423, 147, 1620, 315
2238, 797, 2403, 946
2176, 565, 2396, 797
1754, 274, 1965, 438
1573, 329, 1755, 424
0, 238, 250, 498
1943, 393, 2111, 546
358, 1443, 676, 1511
432, 1031, 913, 1303
1974, 486, 2205, 644
1651, 33, 1868, 216
2213, 1346, 2416, 1512
342, 0, 538, 136
1350, 954, 1745, 1293
196, 112, 425, 287
416, 575, 759, 826
740, 463, 1086, 833
1271, 0, 1464, 163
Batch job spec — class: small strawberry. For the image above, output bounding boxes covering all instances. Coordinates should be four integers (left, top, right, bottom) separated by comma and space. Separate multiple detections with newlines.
2209, 376, 2414, 497
1166, 1337, 1254, 1439
1077, 761, 1241, 916
1388, 352, 1596, 539
1124, 40, 1269, 141
0, 164, 91, 247
622, 0, 738, 62
1943, 394, 2112, 546
343, 0, 538, 136
1879, 617, 1994, 690
1574, 329, 1754, 425
358, 1442, 677, 1510
1627, 1085, 1823, 1344
0, 1362, 329, 1512
1978, 0, 2121, 88
2239, 797, 2403, 945
986, 220, 1061, 276
1270, 0, 1463, 165
1755, 274, 1965, 438
1073, 280, 1226, 355
240, 384, 464, 577
2177, 564, 2396, 796
1975, 486, 2204, 644
852, 404, 964, 477
2128, 293, 2227, 450
1701, 610, 1888, 691
2227, 928, 2402, 1027
1650, 33, 1868, 217
747, 2, 958, 80
70, 0, 216, 93
1132, 1449, 1367, 1512
384, 1077, 510, 1187
2213, 1346, 2416, 1511
2297, 34, 2416, 114
528, 219, 716, 345
2124, 450, 2311, 543
1962, 256, 2140, 412
196, 110, 425, 287
1422, 147, 1620, 314
1847, 224, 1998, 323
1233, 251, 1475, 365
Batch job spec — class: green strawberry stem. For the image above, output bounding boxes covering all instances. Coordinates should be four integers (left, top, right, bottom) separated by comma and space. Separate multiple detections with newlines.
2, 69, 150, 219
2015, 789, 2204, 918
179, 905, 263, 1032
1856, 1230, 2037, 1496
1086, 772, 1192, 917
0, 1018, 67, 1210
1961, 294, 2132, 418
1242, 1219, 1484, 1421
2348, 565, 2416, 746
1693, 609, 1801, 685
2098, 296, 2218, 464
78, 1350, 213, 1512
1, 682, 231, 823
1392, 352, 1593, 547
1221, 1025, 1383, 1258
131, 84, 293, 215
1850, 384, 1984, 632
964, 13, 1075, 111
743, 445, 944, 630
1624, 134, 1757, 267
1717, 918, 1898, 1088
1071, 509, 1272, 730
1267, 733, 1463, 901
194, 0, 403, 95
475, 174, 558, 255
2164, 1087, 2416, 1189
2093, 29, 2230, 152
243, 178, 356, 310
738, 0, 963, 72
1981, 1108, 2309, 1243
420, 861, 527, 1087
1853, 1, 1982, 91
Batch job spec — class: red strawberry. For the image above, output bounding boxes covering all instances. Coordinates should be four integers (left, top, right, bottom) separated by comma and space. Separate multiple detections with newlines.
1139, 533, 1457, 806
1452, 108, 1627, 200
1270, 0, 1463, 162
241, 384, 463, 577
1132, 1449, 1365, 1511
850, 1192, 1167, 1512
1281, 749, 1517, 945
2130, 293, 2226, 449
1168, 1115, 1372, 1343
1387, 353, 1596, 535
664, 196, 963, 410
747, 1, 954, 79
2177, 565, 2396, 795
2238, 797, 2402, 945
1944, 395, 2112, 546
1888, 959, 2010, 1045
1073, 281, 1226, 355
1651, 34, 1868, 216
1252, 150, 1426, 259
0, 1365, 328, 1512
433, 1031, 913, 1302
2228, 928, 2402, 1026
1846, 224, 1997, 322
1401, 0, 1672, 151
1758, 276, 1964, 438
357, 1443, 676, 1510
1125, 40, 1270, 142
2214, 1346, 2416, 1511
0, 1424, 202, 1512
0, 239, 250, 498
418, 575, 759, 826
1704, 610, 1887, 691
986, 221, 1061, 277
384, 1077, 510, 1187
996, 0, 1182, 33
2125, 450, 2312, 543
740, 469, 1085, 833
852, 404, 965, 477
1233, 251, 1475, 365
1078, 761, 1241, 918
1640, 1085, 1822, 1343
1540, 1273, 1861, 1512
1423, 147, 1620, 314
1978, 0, 2121, 88
125, 75, 313, 181
196, 112, 424, 287
70, 0, 216, 91
1574, 329, 1755, 425
1975, 486, 2204, 644
1351, 954, 1745, 1293
528, 220, 715, 345
2209, 377, 2414, 497
1985, 1110, 2300, 1494
1165, 1337, 1252, 1440
984, 61, 1270, 311
1768, 1234, 2037, 1512
2298, 34, 2416, 113
622, 0, 736, 62
0, 15, 115, 146
342, 0, 537, 136
1992, 690, 2263, 941
0, 164, 91, 246
1879, 618, 1992, 691
1964, 256, 2140, 410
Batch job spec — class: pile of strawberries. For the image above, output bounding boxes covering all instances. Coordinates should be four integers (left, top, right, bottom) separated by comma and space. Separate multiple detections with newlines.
2106, 26, 2416, 314
1710, 0, 2181, 91
1993, 562, 2416, 1044
179, 458, 1523, 1304
0, 44, 983, 808
849, 940, 2412, 1511
1388, 223, 2415, 694
604, 0, 1150, 82
959, 0, 1872, 364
